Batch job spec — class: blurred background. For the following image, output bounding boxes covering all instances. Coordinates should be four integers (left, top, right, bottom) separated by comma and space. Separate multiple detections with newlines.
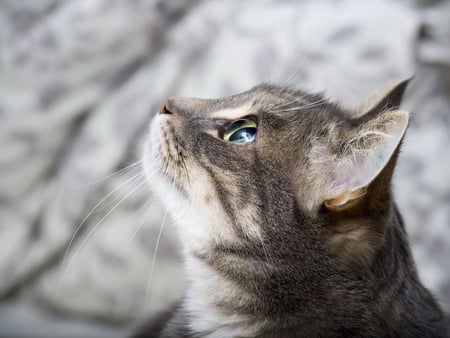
0, 0, 449, 337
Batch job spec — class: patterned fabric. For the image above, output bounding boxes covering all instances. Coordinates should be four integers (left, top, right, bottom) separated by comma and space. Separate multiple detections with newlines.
0, 0, 448, 328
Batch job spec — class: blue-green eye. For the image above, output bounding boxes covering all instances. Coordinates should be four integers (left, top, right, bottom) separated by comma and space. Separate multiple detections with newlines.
223, 119, 257, 143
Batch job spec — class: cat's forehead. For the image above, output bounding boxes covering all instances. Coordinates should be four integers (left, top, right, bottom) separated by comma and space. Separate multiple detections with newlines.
218, 83, 318, 108
168, 84, 327, 120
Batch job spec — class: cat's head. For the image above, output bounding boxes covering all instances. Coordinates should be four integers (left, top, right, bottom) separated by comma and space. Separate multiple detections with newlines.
144, 80, 409, 265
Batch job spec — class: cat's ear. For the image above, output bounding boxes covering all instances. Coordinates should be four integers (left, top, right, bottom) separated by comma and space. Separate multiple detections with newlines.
325, 82, 410, 210
317, 81, 410, 264
353, 78, 410, 119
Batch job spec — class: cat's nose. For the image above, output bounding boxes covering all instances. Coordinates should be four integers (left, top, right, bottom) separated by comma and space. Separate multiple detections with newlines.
159, 100, 173, 115
159, 97, 210, 116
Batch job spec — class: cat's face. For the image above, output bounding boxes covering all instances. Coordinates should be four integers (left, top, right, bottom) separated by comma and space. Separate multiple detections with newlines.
144, 82, 409, 263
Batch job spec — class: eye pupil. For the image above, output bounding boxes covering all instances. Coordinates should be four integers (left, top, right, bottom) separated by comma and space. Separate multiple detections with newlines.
228, 128, 256, 143
223, 118, 257, 143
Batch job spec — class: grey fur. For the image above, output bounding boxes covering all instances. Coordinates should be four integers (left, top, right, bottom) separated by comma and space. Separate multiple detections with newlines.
135, 81, 448, 337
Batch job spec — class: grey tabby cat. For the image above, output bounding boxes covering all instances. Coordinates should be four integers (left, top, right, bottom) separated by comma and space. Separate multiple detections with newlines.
135, 80, 448, 337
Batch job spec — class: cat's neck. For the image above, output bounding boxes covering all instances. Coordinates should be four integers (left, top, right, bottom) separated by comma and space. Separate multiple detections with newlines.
182, 255, 263, 337
179, 206, 446, 337
363, 205, 445, 335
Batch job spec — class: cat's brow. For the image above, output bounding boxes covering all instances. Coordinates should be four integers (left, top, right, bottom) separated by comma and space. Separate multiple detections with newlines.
210, 102, 254, 120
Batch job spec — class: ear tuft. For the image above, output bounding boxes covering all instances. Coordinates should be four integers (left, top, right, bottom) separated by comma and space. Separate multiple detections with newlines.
355, 78, 411, 119
326, 110, 409, 210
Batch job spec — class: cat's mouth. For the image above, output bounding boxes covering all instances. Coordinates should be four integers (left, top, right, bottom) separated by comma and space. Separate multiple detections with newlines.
145, 113, 190, 194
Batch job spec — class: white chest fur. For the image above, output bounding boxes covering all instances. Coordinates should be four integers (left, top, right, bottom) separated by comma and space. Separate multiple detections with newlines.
183, 256, 262, 338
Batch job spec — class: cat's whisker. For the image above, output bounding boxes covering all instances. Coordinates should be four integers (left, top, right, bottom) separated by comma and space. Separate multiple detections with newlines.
96, 162, 164, 213
94, 172, 150, 213
143, 163, 179, 310
290, 97, 328, 109
268, 96, 309, 111
74, 160, 144, 188
275, 43, 313, 88
282, 63, 309, 89
143, 178, 176, 310
51, 179, 147, 316
107, 194, 158, 265
272, 98, 328, 113
266, 91, 323, 113
61, 171, 145, 270
143, 209, 168, 310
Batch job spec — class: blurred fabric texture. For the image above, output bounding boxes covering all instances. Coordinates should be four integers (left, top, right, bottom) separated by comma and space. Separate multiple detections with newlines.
0, 0, 449, 337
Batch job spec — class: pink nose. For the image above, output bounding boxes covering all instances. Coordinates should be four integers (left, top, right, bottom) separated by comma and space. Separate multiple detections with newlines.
158, 96, 211, 116
159, 101, 172, 115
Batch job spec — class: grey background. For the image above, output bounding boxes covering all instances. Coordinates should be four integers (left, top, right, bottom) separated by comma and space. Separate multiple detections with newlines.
0, 0, 449, 337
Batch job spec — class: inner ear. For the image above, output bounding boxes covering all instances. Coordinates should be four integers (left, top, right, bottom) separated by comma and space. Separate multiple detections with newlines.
324, 109, 409, 211
325, 186, 367, 210
317, 81, 411, 263
354, 78, 411, 120
323, 76, 412, 211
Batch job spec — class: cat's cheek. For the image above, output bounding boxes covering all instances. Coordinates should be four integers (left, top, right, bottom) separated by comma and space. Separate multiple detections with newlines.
180, 169, 238, 246
142, 117, 173, 203
143, 114, 171, 175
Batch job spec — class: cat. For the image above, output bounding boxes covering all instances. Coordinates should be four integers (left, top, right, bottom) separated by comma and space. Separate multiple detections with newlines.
134, 80, 448, 337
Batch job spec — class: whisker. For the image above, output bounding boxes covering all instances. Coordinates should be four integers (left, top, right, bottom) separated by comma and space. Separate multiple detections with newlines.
61, 171, 145, 269
108, 194, 158, 265
265, 91, 319, 112
68, 180, 148, 269
51, 179, 147, 317
143, 164, 177, 310
282, 63, 309, 89
272, 98, 328, 113
74, 160, 144, 188
144, 209, 168, 310
94, 173, 148, 213
269, 96, 308, 111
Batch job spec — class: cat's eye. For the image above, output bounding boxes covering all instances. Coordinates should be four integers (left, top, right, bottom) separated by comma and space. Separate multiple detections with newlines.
223, 119, 257, 143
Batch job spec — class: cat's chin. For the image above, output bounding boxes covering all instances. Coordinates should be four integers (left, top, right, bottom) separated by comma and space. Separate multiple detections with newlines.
142, 116, 178, 204
142, 116, 210, 250
143, 115, 175, 186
